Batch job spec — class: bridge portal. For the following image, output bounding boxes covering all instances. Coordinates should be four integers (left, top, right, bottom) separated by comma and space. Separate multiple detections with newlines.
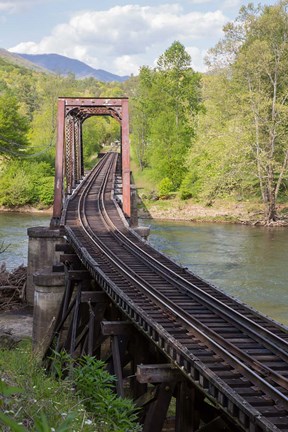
51, 97, 130, 226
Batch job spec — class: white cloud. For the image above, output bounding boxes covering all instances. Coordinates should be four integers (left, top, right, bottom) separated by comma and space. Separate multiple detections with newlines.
187, 0, 213, 4
0, 0, 47, 13
113, 55, 141, 76
186, 46, 208, 72
222, 0, 242, 8
9, 4, 228, 75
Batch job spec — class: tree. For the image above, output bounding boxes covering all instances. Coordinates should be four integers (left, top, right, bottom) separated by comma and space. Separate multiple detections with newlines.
131, 41, 201, 190
0, 92, 29, 157
208, 1, 288, 223
82, 116, 120, 168
130, 67, 154, 170
182, 73, 250, 202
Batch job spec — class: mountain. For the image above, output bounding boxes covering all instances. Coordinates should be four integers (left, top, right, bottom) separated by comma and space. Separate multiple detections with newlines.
0, 48, 53, 74
16, 53, 129, 83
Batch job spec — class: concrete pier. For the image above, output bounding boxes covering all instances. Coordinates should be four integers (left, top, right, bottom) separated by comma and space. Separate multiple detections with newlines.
26, 227, 66, 305
32, 268, 65, 356
133, 225, 150, 240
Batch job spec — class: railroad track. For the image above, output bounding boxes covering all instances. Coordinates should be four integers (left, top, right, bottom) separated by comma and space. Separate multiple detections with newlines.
64, 152, 288, 432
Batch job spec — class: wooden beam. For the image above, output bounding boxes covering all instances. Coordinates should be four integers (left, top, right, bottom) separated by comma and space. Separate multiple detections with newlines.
136, 364, 182, 384
60, 254, 80, 264
176, 381, 199, 432
111, 335, 125, 398
68, 270, 91, 281
55, 244, 74, 253
135, 387, 157, 408
70, 286, 82, 355
101, 321, 132, 336
197, 416, 226, 432
143, 382, 176, 432
81, 291, 108, 303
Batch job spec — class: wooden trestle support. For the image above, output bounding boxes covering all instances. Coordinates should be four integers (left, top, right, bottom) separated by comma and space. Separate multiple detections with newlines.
44, 244, 240, 432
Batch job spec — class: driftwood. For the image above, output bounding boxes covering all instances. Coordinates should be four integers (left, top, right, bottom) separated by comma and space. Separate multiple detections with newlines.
0, 264, 27, 311
0, 286, 18, 290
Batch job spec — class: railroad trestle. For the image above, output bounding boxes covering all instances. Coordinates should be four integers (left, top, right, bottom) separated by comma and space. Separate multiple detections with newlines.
44, 246, 239, 432
36, 151, 288, 432
29, 97, 288, 432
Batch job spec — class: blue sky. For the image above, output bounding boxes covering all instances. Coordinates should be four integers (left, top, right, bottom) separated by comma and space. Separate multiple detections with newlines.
0, 0, 276, 75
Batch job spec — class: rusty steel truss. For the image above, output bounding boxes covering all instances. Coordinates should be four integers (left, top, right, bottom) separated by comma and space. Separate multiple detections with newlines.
51, 97, 130, 226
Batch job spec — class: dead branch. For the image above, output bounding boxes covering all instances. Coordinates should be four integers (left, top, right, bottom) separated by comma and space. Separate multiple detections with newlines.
0, 264, 27, 311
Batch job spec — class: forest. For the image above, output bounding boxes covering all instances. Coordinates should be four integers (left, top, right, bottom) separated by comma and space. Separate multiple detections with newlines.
1, 1, 288, 225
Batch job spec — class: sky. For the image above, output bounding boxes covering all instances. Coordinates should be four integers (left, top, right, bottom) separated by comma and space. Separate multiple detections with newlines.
0, 0, 276, 76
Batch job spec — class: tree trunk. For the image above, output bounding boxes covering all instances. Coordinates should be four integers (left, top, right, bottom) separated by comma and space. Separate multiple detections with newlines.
265, 179, 278, 223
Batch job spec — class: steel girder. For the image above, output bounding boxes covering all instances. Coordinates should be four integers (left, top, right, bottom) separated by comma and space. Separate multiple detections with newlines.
52, 97, 130, 226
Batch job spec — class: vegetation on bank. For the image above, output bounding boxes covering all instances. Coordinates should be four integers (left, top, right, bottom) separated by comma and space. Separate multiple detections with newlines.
0, 61, 123, 209
1, 1, 288, 224
0, 340, 140, 431
131, 2, 288, 224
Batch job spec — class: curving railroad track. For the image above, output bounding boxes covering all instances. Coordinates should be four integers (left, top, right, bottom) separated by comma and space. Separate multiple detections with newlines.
63, 152, 288, 432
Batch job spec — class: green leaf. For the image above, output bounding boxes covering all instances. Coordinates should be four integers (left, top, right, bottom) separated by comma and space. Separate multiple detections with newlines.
0, 412, 27, 432
0, 380, 23, 396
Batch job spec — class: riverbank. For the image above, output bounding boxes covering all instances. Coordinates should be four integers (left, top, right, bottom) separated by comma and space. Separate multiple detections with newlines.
1, 197, 288, 226
138, 197, 288, 225
0, 205, 52, 214
131, 156, 288, 225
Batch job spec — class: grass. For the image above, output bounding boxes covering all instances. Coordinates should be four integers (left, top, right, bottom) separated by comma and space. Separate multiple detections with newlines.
0, 339, 141, 432
0, 340, 102, 431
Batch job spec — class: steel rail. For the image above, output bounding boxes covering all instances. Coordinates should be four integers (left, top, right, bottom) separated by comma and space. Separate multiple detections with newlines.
64, 153, 288, 431
110, 216, 288, 353
85, 229, 288, 395
105, 172, 288, 346
99, 158, 288, 399
97, 159, 288, 392
110, 227, 288, 366
66, 225, 287, 432
71, 152, 288, 411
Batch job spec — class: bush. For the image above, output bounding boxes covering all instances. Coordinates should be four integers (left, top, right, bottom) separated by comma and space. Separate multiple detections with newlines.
37, 176, 54, 206
157, 177, 174, 198
0, 160, 54, 207
74, 356, 141, 432
179, 171, 202, 200
0, 340, 97, 431
179, 176, 193, 200
0, 170, 36, 206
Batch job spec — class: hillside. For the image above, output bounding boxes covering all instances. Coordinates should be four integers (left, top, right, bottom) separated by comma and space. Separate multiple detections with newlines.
0, 48, 52, 74
16, 53, 129, 83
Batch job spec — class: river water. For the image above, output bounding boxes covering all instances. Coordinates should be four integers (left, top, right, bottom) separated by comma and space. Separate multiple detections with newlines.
0, 213, 51, 270
1, 213, 287, 326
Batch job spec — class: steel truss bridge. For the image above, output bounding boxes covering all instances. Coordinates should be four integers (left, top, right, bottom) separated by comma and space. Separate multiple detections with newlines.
46, 98, 288, 432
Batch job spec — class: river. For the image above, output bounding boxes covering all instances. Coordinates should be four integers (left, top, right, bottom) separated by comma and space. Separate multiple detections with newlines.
0, 213, 287, 326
